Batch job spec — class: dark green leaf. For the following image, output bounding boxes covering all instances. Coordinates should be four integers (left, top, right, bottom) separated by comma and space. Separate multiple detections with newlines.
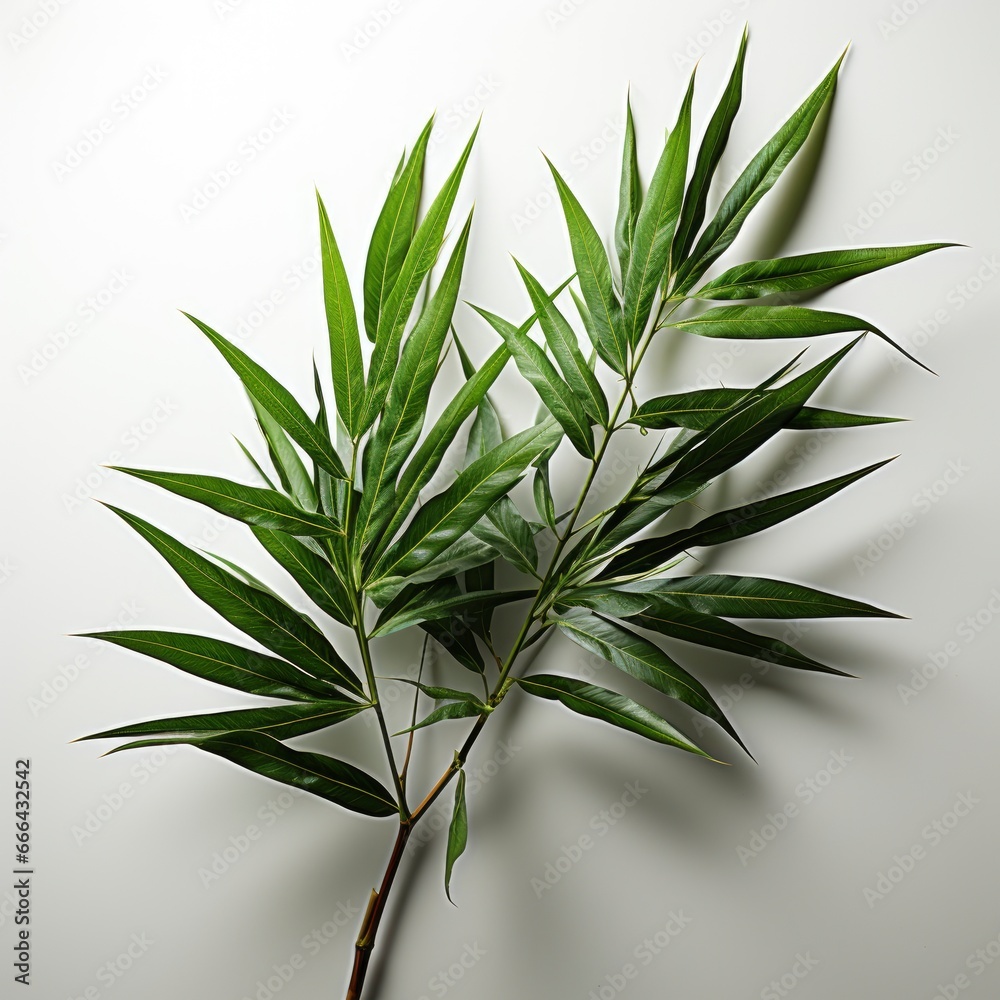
516, 674, 712, 757
471, 496, 539, 577
250, 396, 319, 510
395, 700, 484, 735
371, 586, 532, 636
445, 769, 468, 903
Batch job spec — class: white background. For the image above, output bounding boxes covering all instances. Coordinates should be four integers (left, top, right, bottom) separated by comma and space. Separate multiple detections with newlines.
3, 1, 998, 998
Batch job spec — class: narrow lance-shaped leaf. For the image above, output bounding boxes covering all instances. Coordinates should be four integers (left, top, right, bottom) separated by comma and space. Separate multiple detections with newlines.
184, 312, 348, 481
444, 769, 469, 903
471, 496, 539, 578
74, 630, 340, 701
622, 69, 694, 348
118, 731, 396, 817
395, 700, 484, 735
79, 699, 368, 744
473, 304, 594, 457
675, 48, 846, 293
546, 156, 626, 373
249, 395, 318, 510
357, 212, 474, 554
614, 94, 642, 279
363, 125, 479, 431
372, 587, 532, 637
605, 458, 895, 579
516, 674, 714, 758
363, 117, 433, 341
618, 574, 903, 620
317, 190, 365, 435
672, 26, 748, 268
552, 608, 748, 754
102, 504, 365, 696
234, 437, 278, 491
110, 466, 341, 537
515, 261, 608, 426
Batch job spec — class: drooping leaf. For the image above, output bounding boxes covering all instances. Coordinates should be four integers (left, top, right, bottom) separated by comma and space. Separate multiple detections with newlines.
515, 261, 609, 426
363, 117, 433, 341
316, 190, 366, 436
363, 125, 479, 431
371, 586, 532, 637
672, 26, 748, 268
546, 157, 626, 373
622, 70, 694, 348
74, 630, 338, 701
472, 304, 594, 457
110, 467, 341, 537
614, 93, 642, 279
471, 496, 539, 577
422, 618, 487, 674
250, 528, 353, 626
619, 574, 903, 620
184, 312, 348, 481
533, 461, 557, 531
604, 457, 895, 578
445, 769, 469, 903
516, 674, 713, 757
79, 699, 368, 743
103, 504, 364, 696
552, 608, 747, 753
675, 49, 846, 293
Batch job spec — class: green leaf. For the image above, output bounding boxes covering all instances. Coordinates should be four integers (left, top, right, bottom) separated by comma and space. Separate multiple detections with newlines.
516, 674, 712, 758
622, 70, 694, 348
371, 587, 532, 637
445, 769, 469, 903
515, 261, 608, 426
552, 608, 747, 753
546, 157, 626, 373
184, 312, 348, 481
363, 118, 433, 342
110, 467, 341, 537
620, 574, 902, 620
357, 214, 474, 557
631, 386, 900, 432
675, 49, 846, 292
614, 93, 642, 279
533, 462, 557, 530
316, 190, 366, 436
79, 699, 368, 743
672, 26, 748, 268
103, 504, 364, 696
250, 528, 353, 626
395, 700, 484, 735
627, 602, 846, 675
471, 496, 539, 577
364, 125, 479, 431
422, 618, 487, 674
472, 304, 594, 457
250, 396, 319, 511
234, 437, 278, 491
605, 458, 895, 578
132, 730, 395, 817
370, 420, 562, 585
74, 630, 338, 701
666, 304, 882, 339
391, 677, 485, 704
692, 243, 955, 300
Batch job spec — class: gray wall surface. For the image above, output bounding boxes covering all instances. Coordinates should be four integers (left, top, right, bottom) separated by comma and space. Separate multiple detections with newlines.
3, 1, 997, 998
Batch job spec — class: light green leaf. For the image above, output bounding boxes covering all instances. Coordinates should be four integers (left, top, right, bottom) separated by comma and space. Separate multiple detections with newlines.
249, 396, 319, 510
614, 94, 642, 279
